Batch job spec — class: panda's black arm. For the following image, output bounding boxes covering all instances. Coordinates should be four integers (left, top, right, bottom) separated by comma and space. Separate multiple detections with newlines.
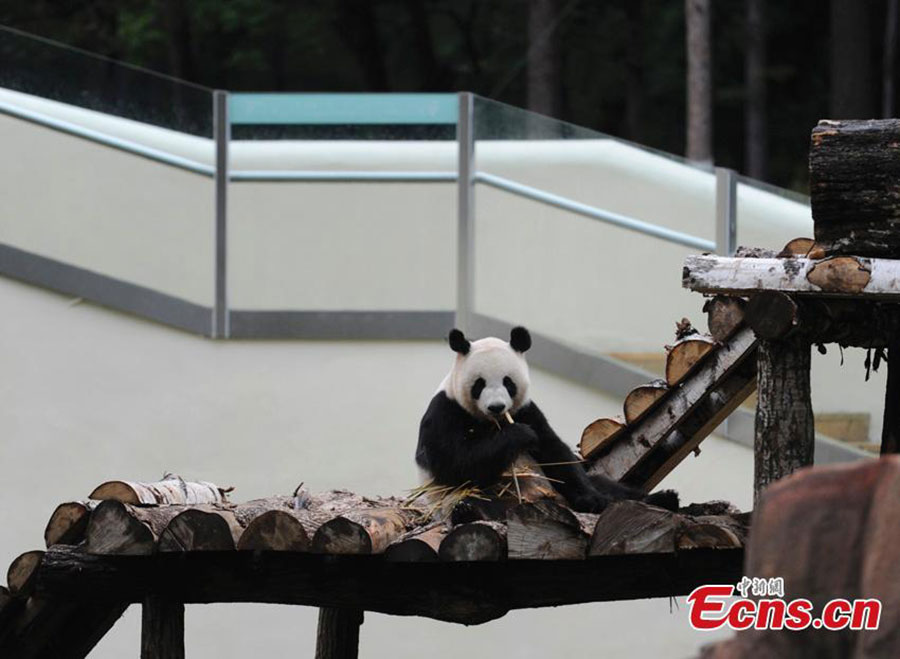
416, 392, 536, 488
512, 401, 618, 508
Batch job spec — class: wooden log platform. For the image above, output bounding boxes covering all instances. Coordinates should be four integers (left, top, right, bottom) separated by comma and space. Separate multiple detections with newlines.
0, 483, 748, 657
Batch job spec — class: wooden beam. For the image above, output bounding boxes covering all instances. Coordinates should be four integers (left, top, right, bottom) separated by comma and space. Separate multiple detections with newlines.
683, 254, 900, 298
882, 334, 900, 454
0, 595, 127, 659
141, 596, 184, 659
754, 338, 815, 504
34, 546, 744, 626
744, 290, 900, 347
315, 608, 363, 659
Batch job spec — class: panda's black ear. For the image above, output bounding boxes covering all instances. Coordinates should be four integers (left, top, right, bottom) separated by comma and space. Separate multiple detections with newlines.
448, 328, 471, 355
510, 326, 531, 353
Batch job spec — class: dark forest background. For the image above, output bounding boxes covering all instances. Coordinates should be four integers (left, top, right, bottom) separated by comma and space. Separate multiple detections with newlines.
0, 0, 894, 192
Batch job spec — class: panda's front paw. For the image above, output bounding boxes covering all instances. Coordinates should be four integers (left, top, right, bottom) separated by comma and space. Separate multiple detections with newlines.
571, 492, 613, 514
498, 422, 539, 451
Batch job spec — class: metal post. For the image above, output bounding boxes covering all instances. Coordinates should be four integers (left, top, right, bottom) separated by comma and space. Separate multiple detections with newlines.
456, 92, 475, 333
213, 90, 230, 338
715, 167, 737, 256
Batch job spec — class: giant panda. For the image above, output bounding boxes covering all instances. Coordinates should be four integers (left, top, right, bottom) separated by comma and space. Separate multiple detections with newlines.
415, 326, 679, 513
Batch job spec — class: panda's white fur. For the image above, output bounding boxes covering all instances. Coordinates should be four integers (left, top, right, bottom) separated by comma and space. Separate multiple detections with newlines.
437, 337, 530, 421
415, 327, 681, 514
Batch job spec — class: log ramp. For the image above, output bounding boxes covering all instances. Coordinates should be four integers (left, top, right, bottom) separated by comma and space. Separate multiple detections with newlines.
579, 289, 759, 492
0, 476, 747, 658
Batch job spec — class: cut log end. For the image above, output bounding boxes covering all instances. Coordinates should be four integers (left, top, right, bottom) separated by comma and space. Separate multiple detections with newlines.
506, 501, 588, 560
158, 509, 239, 552
579, 417, 626, 460
236, 510, 310, 552
438, 521, 507, 561
86, 500, 156, 556
384, 525, 447, 562
666, 336, 716, 385
703, 295, 746, 342
44, 501, 92, 548
623, 380, 668, 424
7, 551, 44, 597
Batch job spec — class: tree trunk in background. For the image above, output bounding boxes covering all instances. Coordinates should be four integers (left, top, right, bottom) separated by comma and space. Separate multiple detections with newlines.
745, 0, 767, 179
624, 0, 645, 142
830, 0, 875, 119
404, 0, 444, 91
884, 0, 899, 117
161, 0, 195, 81
527, 0, 562, 117
336, 0, 389, 91
685, 0, 713, 162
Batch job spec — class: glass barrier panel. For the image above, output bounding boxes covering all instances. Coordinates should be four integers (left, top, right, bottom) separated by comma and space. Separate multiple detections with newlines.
471, 95, 716, 358
0, 26, 213, 137
226, 93, 458, 312
0, 30, 215, 308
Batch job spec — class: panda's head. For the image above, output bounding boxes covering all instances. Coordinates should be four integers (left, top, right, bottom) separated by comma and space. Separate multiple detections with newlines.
444, 326, 532, 422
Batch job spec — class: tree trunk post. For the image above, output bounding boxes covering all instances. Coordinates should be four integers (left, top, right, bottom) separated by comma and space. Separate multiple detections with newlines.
315, 607, 364, 659
141, 596, 184, 659
754, 338, 815, 505
882, 334, 900, 454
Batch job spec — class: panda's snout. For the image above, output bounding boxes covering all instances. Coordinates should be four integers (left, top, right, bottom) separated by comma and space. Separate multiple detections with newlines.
487, 403, 506, 415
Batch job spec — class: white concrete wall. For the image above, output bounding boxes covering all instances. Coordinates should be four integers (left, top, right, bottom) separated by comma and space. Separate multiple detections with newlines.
0, 87, 885, 437
0, 276, 752, 658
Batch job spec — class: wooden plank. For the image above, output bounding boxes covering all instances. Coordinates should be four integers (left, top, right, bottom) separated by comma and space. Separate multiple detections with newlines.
683, 254, 900, 298
589, 326, 758, 484
35, 545, 744, 626
141, 596, 184, 659
754, 338, 814, 504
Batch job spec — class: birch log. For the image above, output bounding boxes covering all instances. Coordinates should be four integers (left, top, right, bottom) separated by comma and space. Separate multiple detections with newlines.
89, 477, 225, 505
810, 119, 900, 257
589, 327, 757, 483
683, 254, 900, 298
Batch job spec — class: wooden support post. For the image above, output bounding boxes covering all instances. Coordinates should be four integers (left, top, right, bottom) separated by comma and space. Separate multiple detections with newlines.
141, 596, 184, 659
882, 334, 900, 454
754, 338, 815, 505
315, 607, 363, 659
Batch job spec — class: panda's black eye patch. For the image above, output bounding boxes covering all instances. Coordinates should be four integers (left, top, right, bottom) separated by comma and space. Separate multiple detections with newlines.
503, 376, 517, 398
471, 377, 486, 400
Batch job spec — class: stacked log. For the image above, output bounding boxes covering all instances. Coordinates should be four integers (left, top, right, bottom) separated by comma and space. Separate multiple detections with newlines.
1, 480, 749, 656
